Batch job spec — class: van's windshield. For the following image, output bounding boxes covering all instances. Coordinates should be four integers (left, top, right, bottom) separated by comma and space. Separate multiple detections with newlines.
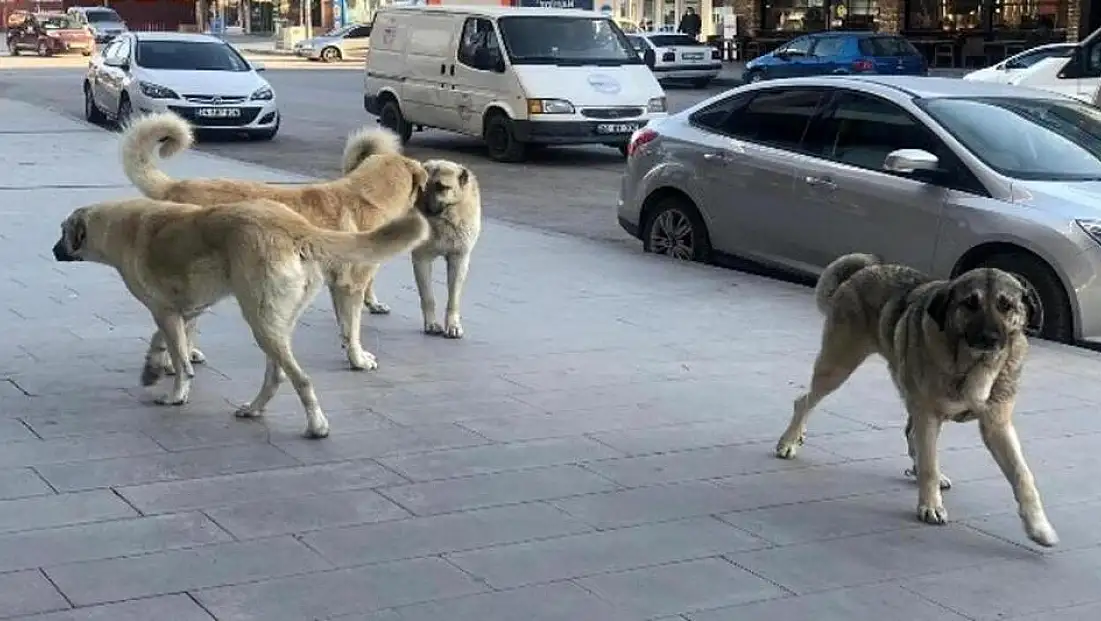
497, 16, 641, 66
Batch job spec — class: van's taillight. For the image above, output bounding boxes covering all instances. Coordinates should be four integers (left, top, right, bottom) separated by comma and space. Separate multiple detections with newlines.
852, 58, 874, 72
627, 128, 658, 157
661, 50, 675, 62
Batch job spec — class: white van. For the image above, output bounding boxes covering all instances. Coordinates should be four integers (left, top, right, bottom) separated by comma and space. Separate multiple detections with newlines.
362, 4, 668, 162
1005, 28, 1101, 105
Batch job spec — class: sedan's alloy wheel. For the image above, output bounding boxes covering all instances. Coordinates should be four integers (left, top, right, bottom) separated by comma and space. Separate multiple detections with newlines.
649, 209, 695, 259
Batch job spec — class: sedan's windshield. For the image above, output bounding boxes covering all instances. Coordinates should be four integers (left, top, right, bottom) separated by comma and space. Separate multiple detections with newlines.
85, 9, 121, 23
324, 24, 354, 37
497, 16, 640, 66
135, 40, 252, 72
920, 97, 1101, 181
41, 15, 78, 30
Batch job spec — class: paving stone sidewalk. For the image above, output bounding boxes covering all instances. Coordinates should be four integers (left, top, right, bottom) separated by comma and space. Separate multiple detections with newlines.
3, 97, 1101, 620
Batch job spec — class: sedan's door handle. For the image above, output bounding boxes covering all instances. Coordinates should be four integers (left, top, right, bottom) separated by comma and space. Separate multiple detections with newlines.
804, 175, 838, 190
703, 151, 737, 163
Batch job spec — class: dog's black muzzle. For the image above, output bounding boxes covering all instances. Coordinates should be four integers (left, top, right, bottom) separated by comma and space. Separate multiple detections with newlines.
964, 324, 1005, 352
52, 240, 80, 262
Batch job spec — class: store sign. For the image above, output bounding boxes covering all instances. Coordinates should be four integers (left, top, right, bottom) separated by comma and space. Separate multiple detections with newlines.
518, 0, 596, 10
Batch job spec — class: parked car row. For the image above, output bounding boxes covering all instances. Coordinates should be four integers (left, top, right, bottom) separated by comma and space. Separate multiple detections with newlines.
5, 6, 126, 57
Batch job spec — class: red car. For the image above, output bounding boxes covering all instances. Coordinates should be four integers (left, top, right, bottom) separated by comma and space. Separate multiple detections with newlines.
6, 11, 95, 57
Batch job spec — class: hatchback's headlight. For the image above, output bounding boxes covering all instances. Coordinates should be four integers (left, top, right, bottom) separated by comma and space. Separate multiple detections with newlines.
647, 97, 667, 113
250, 86, 274, 101
527, 98, 574, 114
137, 81, 178, 99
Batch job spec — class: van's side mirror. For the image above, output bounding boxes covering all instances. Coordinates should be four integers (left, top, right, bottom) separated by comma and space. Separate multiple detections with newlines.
1059, 48, 1085, 79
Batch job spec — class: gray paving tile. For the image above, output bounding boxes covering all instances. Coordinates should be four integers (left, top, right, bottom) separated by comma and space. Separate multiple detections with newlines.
965, 498, 1101, 551
195, 557, 486, 621
726, 525, 1027, 594
0, 490, 136, 535
460, 405, 723, 442
0, 418, 36, 443
0, 469, 52, 501
379, 464, 618, 516
205, 487, 411, 539
44, 537, 330, 607
34, 444, 299, 492
117, 459, 405, 514
577, 557, 787, 618
21, 409, 293, 449
446, 517, 767, 589
0, 570, 70, 619
378, 436, 622, 482
301, 502, 592, 567
369, 396, 547, 427
6, 594, 215, 621
0, 433, 164, 469
903, 546, 1101, 620
272, 423, 490, 464
552, 480, 740, 529
1006, 600, 1101, 620
685, 582, 966, 621
375, 582, 641, 621
0, 512, 229, 573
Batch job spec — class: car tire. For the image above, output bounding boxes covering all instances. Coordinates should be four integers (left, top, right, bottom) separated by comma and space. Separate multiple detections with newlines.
37, 41, 51, 57
378, 99, 412, 144
83, 82, 105, 124
483, 112, 527, 163
116, 94, 133, 129
8, 42, 18, 57
975, 252, 1073, 343
691, 77, 712, 88
744, 69, 764, 84
641, 195, 712, 262
320, 46, 341, 62
81, 50, 92, 57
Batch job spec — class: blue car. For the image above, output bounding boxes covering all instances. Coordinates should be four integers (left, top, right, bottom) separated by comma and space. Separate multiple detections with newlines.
742, 32, 928, 83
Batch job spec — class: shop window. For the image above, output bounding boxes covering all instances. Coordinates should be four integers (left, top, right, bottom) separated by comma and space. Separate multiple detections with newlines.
906, 0, 984, 31
991, 0, 1068, 30
763, 0, 875, 32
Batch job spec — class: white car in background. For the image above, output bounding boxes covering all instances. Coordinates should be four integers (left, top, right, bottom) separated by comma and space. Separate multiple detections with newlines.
626, 31, 722, 88
962, 43, 1074, 84
292, 22, 372, 62
83, 31, 280, 140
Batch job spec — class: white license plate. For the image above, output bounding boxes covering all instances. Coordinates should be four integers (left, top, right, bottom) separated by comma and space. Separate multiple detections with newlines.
596, 123, 640, 135
196, 107, 241, 119
683, 52, 705, 60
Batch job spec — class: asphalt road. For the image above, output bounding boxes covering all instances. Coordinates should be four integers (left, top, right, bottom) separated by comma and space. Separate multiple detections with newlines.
0, 55, 729, 244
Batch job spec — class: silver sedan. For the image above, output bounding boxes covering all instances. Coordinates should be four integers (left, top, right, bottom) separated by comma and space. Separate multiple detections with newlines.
617, 75, 1101, 345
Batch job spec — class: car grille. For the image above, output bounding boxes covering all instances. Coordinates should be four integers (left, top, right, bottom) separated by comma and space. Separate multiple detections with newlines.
168, 106, 262, 127
181, 95, 249, 105
580, 107, 645, 120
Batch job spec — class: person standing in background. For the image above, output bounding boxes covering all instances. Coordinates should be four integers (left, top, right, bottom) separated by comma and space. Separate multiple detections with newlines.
678, 7, 701, 40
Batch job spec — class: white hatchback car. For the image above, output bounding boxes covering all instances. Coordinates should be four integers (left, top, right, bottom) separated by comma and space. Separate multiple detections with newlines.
962, 43, 1074, 84
626, 31, 722, 88
83, 31, 280, 140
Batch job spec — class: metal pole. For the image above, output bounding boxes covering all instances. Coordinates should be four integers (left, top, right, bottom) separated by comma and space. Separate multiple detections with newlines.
304, 0, 312, 38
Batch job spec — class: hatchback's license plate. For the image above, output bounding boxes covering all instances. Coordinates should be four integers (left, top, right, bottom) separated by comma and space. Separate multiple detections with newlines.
197, 107, 241, 119
596, 123, 640, 135
683, 52, 704, 60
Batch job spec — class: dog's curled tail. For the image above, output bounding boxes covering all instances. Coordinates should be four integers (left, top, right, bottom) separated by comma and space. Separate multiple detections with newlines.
120, 112, 193, 200
815, 253, 880, 314
340, 126, 403, 175
310, 210, 429, 265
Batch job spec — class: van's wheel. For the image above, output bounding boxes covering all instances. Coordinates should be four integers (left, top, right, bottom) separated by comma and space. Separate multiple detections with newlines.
974, 252, 1073, 343
483, 112, 526, 163
8, 42, 18, 56
37, 41, 51, 57
378, 99, 412, 144
116, 95, 133, 129
83, 82, 105, 124
641, 194, 711, 262
320, 46, 341, 62
692, 77, 712, 88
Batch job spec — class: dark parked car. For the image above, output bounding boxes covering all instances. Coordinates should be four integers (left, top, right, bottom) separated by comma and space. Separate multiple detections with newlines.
5, 11, 95, 57
742, 31, 928, 83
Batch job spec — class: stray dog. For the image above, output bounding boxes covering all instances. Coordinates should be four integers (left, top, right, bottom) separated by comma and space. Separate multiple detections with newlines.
120, 113, 425, 372
775, 253, 1058, 547
53, 198, 428, 438
343, 151, 482, 338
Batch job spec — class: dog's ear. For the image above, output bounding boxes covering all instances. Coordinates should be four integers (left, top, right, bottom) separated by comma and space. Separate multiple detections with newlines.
458, 167, 470, 187
927, 287, 951, 332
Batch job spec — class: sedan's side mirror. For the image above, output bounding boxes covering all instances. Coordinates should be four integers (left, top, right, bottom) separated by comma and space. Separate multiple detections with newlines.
884, 148, 940, 174
252, 61, 267, 72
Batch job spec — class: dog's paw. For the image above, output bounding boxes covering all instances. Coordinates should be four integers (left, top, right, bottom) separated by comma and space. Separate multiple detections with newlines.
1024, 517, 1059, 548
917, 503, 948, 525
140, 362, 164, 387
234, 403, 264, 418
304, 418, 330, 439
365, 301, 391, 315
347, 348, 378, 372
443, 321, 464, 339
774, 433, 805, 459
189, 348, 206, 364
424, 321, 445, 336
154, 392, 189, 406
904, 467, 953, 490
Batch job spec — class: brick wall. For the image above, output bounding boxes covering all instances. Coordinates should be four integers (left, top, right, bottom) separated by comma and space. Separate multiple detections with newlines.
876, 0, 902, 33
731, 0, 758, 34
1067, 0, 1080, 41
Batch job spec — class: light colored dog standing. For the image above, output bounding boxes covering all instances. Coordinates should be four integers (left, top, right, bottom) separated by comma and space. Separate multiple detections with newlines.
53, 198, 429, 438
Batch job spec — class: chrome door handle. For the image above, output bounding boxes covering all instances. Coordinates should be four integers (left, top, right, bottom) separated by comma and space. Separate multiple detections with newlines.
702, 152, 726, 162
804, 175, 837, 190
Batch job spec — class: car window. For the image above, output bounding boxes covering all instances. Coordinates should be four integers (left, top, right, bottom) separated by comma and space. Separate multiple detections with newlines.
1008, 46, 1072, 69
626, 35, 646, 52
858, 36, 920, 57
85, 9, 121, 23
135, 40, 250, 71
348, 26, 372, 38
457, 18, 503, 71
649, 34, 704, 47
699, 88, 826, 150
811, 37, 846, 58
806, 91, 986, 193
689, 91, 755, 132
780, 37, 812, 56
98, 38, 122, 59
109, 37, 131, 63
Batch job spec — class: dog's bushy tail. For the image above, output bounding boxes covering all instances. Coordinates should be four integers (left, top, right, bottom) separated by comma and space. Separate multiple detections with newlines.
309, 210, 429, 265
815, 253, 880, 314
340, 126, 403, 175
119, 112, 193, 200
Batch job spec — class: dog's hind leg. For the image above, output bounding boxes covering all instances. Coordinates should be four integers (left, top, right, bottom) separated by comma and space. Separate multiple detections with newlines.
442, 251, 472, 339
151, 312, 194, 406
904, 414, 953, 490
979, 413, 1058, 547
362, 264, 391, 315
329, 266, 378, 372
235, 356, 285, 419
776, 326, 870, 459
185, 316, 206, 364
413, 251, 442, 335
141, 329, 169, 387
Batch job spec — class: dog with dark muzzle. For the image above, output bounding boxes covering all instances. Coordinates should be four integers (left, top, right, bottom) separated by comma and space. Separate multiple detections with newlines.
774, 253, 1059, 547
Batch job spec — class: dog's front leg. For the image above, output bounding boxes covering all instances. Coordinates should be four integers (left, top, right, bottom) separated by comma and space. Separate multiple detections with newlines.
152, 313, 193, 405
911, 410, 948, 525
442, 251, 471, 339
412, 252, 442, 335
979, 409, 1058, 547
